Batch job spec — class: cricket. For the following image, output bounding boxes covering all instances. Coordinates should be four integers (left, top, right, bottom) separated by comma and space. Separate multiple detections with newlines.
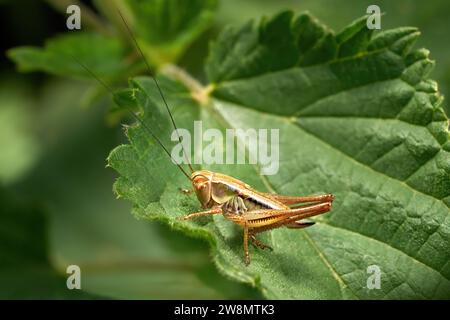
74, 8, 335, 266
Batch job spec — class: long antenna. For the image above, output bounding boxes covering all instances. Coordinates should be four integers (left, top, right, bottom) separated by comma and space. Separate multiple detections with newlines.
70, 54, 192, 181
115, 8, 194, 174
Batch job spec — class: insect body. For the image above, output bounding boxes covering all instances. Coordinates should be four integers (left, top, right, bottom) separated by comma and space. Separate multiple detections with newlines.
74, 7, 335, 266
182, 170, 334, 265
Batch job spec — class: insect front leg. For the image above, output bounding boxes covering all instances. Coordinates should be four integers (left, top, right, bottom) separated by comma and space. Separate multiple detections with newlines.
179, 207, 222, 220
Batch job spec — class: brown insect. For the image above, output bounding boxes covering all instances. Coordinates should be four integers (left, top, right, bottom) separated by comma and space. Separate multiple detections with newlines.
181, 170, 334, 265
74, 8, 335, 265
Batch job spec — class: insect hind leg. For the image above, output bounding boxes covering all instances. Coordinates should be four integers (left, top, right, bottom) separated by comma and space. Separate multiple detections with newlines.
265, 193, 335, 205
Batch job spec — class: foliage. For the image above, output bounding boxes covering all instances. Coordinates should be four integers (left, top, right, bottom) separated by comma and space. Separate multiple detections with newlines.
108, 12, 450, 299
6, 1, 450, 300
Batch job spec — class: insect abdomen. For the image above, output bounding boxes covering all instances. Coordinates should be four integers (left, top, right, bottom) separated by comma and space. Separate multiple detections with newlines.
222, 196, 247, 214
243, 197, 267, 211
222, 195, 276, 214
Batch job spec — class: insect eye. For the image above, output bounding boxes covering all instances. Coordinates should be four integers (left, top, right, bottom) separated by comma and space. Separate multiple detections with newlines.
196, 183, 206, 190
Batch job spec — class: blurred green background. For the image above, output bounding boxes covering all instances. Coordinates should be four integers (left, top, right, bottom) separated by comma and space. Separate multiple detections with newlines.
1, 0, 450, 299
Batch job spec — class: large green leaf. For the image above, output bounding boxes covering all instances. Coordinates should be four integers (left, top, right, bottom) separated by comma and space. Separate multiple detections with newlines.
216, 0, 450, 117
108, 12, 450, 299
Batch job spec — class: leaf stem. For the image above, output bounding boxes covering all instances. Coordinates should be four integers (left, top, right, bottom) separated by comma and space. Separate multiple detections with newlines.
160, 64, 214, 105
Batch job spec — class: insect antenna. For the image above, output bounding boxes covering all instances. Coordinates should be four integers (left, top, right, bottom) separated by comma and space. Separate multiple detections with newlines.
116, 8, 194, 174
70, 54, 192, 181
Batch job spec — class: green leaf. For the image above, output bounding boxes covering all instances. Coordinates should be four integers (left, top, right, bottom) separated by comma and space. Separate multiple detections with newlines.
100, 0, 217, 65
0, 188, 101, 299
108, 12, 450, 299
7, 33, 129, 80
127, 0, 217, 63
